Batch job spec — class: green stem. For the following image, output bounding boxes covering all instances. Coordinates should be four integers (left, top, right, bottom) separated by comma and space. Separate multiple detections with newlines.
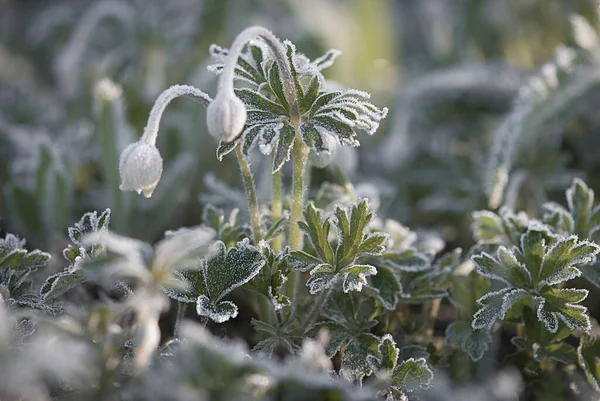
425, 298, 441, 338
235, 143, 262, 245
287, 135, 309, 249
174, 301, 186, 338
284, 134, 309, 310
271, 167, 283, 252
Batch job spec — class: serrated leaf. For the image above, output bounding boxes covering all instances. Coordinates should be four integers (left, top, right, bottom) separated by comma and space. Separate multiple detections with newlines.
235, 88, 286, 115
376, 334, 399, 376
472, 288, 529, 330
533, 342, 577, 363
340, 264, 377, 293
392, 358, 434, 393
306, 263, 336, 294
472, 247, 531, 287
340, 333, 379, 383
267, 61, 288, 110
538, 236, 599, 286
298, 202, 334, 264
196, 296, 238, 323
300, 75, 320, 114
536, 287, 590, 332
384, 249, 430, 272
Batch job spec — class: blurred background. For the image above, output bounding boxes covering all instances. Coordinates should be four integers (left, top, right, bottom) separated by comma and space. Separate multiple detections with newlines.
1, 0, 600, 258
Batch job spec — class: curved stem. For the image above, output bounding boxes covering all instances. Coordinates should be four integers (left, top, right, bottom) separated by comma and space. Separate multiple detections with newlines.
219, 26, 300, 121
141, 85, 212, 146
298, 287, 330, 331
271, 167, 283, 251
235, 143, 262, 244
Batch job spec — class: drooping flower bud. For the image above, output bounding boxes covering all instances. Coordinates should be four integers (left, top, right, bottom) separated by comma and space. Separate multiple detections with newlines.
119, 141, 163, 198
206, 89, 247, 142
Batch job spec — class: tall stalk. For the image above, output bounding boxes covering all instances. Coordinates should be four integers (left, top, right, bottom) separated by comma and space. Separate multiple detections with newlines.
235, 144, 262, 245
271, 166, 283, 252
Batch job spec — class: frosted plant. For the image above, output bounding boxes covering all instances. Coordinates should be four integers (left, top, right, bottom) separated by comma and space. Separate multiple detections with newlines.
118, 85, 211, 197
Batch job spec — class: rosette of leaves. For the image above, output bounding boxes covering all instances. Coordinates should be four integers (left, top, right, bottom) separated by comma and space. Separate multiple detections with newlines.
369, 334, 434, 401
166, 239, 265, 323
0, 233, 51, 311
471, 224, 600, 334
40, 209, 111, 301
541, 178, 600, 288
287, 199, 388, 294
210, 40, 388, 172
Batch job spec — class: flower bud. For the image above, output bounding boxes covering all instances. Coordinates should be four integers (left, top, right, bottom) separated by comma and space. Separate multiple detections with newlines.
119, 141, 163, 198
309, 133, 339, 168
206, 89, 247, 142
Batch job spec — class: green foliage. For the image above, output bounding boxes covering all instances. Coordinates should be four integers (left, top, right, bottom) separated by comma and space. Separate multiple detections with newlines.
287, 199, 387, 294
166, 239, 265, 322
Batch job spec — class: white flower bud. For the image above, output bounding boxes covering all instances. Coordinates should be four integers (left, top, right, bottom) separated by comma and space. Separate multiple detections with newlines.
119, 140, 163, 198
206, 89, 247, 142
309, 133, 339, 168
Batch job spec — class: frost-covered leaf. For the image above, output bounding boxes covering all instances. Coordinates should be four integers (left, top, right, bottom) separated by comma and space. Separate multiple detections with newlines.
538, 235, 599, 287
293, 200, 385, 294
535, 287, 590, 333
167, 239, 265, 323
472, 288, 529, 330
368, 266, 402, 310
532, 342, 577, 363
578, 334, 600, 391
446, 322, 492, 362
339, 333, 380, 383
472, 247, 531, 288
40, 270, 86, 301
392, 358, 434, 393
543, 178, 600, 239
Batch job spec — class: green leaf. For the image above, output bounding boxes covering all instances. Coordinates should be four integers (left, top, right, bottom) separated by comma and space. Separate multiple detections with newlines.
340, 333, 379, 383
392, 358, 434, 393
298, 202, 334, 264
339, 264, 377, 293
306, 263, 336, 294
472, 247, 531, 288
536, 287, 590, 332
168, 239, 264, 323
533, 342, 577, 363
578, 334, 600, 391
267, 61, 289, 111
235, 88, 286, 115
40, 270, 86, 301
300, 75, 320, 114
369, 265, 402, 310
538, 235, 599, 286
272, 122, 295, 173
383, 249, 430, 272
472, 288, 529, 330
376, 334, 399, 376
202, 239, 265, 302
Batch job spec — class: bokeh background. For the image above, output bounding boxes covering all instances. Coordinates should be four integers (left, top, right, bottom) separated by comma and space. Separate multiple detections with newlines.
1, 0, 600, 268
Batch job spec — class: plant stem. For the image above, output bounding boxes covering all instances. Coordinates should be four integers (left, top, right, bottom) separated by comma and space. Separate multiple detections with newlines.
235, 143, 262, 245
271, 167, 283, 252
174, 301, 186, 338
288, 135, 309, 249
284, 134, 309, 309
426, 298, 442, 338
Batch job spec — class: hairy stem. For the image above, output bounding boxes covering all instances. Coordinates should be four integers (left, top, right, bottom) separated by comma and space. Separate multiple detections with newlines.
236, 143, 262, 244
219, 26, 300, 120
174, 301, 186, 338
285, 134, 310, 309
141, 85, 211, 146
271, 167, 283, 251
